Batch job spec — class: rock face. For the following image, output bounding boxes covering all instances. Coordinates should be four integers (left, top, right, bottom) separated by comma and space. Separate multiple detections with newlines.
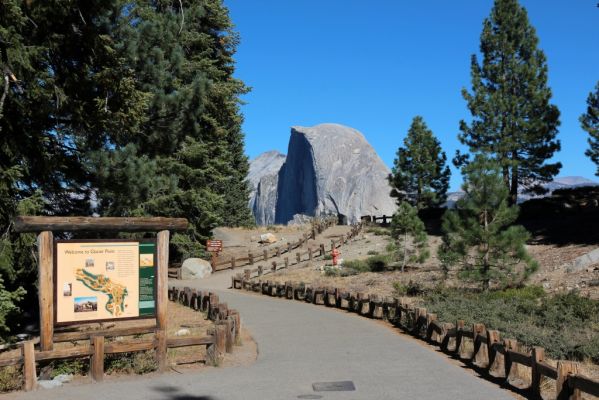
249, 123, 396, 225
247, 151, 286, 225
180, 258, 212, 280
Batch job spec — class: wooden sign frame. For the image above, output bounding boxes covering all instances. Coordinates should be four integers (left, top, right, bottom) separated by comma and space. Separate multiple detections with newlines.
15, 216, 187, 372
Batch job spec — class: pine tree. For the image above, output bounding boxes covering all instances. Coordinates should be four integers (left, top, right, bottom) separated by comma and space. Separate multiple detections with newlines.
390, 202, 429, 272
581, 82, 599, 175
389, 116, 450, 209
439, 156, 537, 291
457, 0, 561, 205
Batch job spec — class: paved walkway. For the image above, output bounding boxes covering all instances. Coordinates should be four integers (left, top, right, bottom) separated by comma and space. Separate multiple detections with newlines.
7, 274, 515, 400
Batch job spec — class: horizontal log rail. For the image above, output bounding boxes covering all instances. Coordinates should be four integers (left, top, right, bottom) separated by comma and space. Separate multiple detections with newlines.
233, 280, 599, 400
14, 216, 188, 232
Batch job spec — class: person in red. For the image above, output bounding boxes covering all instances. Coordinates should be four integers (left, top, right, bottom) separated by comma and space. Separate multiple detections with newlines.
332, 248, 340, 266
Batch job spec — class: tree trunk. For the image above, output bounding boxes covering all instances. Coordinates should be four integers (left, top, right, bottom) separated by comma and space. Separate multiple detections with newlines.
509, 155, 519, 206
402, 233, 408, 273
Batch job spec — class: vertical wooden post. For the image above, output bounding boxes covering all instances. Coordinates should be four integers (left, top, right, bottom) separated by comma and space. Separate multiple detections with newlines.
487, 330, 501, 373
22, 340, 37, 392
271, 261, 277, 272
284, 257, 289, 269
225, 317, 234, 353
331, 240, 335, 251
215, 323, 226, 357
91, 335, 105, 382
455, 320, 465, 357
249, 252, 254, 265
472, 323, 487, 366
244, 269, 251, 280
557, 361, 580, 400
263, 249, 268, 261
308, 247, 313, 260
296, 252, 301, 264
156, 229, 170, 371
287, 242, 292, 254
504, 339, 518, 382
38, 231, 54, 351
230, 256, 236, 269
320, 243, 325, 256
531, 347, 544, 398
276, 247, 281, 257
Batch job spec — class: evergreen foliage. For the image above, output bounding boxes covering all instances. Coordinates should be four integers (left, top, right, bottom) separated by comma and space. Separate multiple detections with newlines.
457, 0, 561, 204
581, 82, 599, 175
390, 202, 429, 272
439, 156, 537, 290
389, 116, 450, 209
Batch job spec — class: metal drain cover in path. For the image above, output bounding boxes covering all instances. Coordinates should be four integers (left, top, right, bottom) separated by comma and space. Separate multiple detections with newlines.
312, 381, 356, 392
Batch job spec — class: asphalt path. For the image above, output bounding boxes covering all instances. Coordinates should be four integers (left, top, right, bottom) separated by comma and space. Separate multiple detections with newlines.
7, 281, 515, 400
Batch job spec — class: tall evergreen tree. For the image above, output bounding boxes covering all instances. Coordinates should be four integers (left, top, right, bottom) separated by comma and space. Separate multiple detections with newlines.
390, 202, 429, 273
457, 0, 561, 205
581, 82, 599, 175
439, 156, 537, 291
389, 116, 450, 209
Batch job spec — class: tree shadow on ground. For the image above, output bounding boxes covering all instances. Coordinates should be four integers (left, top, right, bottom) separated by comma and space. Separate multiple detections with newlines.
152, 385, 219, 400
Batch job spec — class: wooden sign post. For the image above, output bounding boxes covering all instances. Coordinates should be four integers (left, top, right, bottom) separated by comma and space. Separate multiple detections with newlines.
15, 216, 188, 374
206, 239, 223, 270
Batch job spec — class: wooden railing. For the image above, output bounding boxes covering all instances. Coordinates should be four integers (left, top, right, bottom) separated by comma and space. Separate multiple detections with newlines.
233, 282, 599, 400
230, 223, 363, 287
0, 291, 240, 392
168, 217, 344, 279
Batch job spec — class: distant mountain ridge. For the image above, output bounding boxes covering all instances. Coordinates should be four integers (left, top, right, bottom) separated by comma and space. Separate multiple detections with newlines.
445, 176, 599, 207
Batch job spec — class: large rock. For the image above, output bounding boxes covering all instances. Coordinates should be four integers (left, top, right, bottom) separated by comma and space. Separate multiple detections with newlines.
274, 123, 396, 224
247, 151, 286, 225
181, 258, 212, 280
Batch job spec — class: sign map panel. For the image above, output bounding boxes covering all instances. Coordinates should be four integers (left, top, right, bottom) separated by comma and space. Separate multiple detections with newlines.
55, 240, 156, 324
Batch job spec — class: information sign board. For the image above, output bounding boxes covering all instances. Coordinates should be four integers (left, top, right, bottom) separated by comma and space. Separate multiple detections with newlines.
54, 239, 156, 325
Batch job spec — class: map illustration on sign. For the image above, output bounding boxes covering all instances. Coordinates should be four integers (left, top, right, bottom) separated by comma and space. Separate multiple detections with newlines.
75, 268, 128, 316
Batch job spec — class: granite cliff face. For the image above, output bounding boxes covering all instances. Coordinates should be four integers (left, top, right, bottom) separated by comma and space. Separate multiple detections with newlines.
247, 151, 286, 225
248, 123, 396, 225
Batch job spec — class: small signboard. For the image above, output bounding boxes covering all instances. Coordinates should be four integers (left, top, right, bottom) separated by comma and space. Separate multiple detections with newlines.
206, 240, 223, 253
54, 239, 156, 325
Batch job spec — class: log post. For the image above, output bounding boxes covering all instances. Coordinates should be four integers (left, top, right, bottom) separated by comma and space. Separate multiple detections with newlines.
319, 243, 325, 256
531, 347, 545, 398
249, 252, 254, 265
557, 361, 581, 400
156, 230, 170, 371
215, 323, 227, 357
331, 240, 335, 251
504, 339, 518, 383
284, 257, 289, 269
455, 320, 465, 357
257, 265, 263, 276
230, 256, 236, 270
426, 314, 438, 341
38, 231, 54, 351
287, 242, 292, 254
225, 317, 234, 353
296, 252, 301, 264
487, 330, 502, 374
244, 269, 251, 280
263, 249, 268, 261
308, 247, 313, 260
91, 335, 105, 382
472, 323, 488, 366
22, 340, 37, 391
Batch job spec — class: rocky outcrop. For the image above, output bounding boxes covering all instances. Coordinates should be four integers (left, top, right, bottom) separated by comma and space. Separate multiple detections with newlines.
249, 123, 396, 225
247, 151, 286, 225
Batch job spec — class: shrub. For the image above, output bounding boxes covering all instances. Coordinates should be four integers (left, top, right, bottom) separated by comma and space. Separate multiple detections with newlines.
366, 227, 390, 236
421, 287, 599, 362
49, 358, 88, 377
393, 280, 425, 297
366, 250, 379, 256
0, 366, 22, 393
105, 351, 157, 375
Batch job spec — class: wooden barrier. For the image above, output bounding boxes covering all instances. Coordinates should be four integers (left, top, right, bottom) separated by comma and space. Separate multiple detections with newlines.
232, 280, 599, 399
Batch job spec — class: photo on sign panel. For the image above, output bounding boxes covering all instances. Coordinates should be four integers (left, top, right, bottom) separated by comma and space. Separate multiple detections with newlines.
74, 296, 97, 313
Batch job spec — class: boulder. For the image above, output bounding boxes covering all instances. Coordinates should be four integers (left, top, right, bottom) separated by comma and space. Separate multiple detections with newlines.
568, 248, 599, 272
259, 233, 278, 244
181, 258, 212, 280
175, 328, 191, 336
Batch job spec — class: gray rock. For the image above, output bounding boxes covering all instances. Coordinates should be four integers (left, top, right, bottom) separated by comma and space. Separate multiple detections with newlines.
288, 214, 313, 225
38, 380, 63, 389
248, 151, 286, 225
181, 258, 212, 280
53, 374, 73, 383
568, 248, 599, 272
175, 328, 191, 336
274, 123, 396, 224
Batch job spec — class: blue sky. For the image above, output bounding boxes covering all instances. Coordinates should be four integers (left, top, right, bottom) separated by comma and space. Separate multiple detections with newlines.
226, 0, 599, 191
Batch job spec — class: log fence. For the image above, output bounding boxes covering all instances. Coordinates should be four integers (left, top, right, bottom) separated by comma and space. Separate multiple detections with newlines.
231, 223, 363, 288
233, 281, 599, 400
169, 217, 340, 279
